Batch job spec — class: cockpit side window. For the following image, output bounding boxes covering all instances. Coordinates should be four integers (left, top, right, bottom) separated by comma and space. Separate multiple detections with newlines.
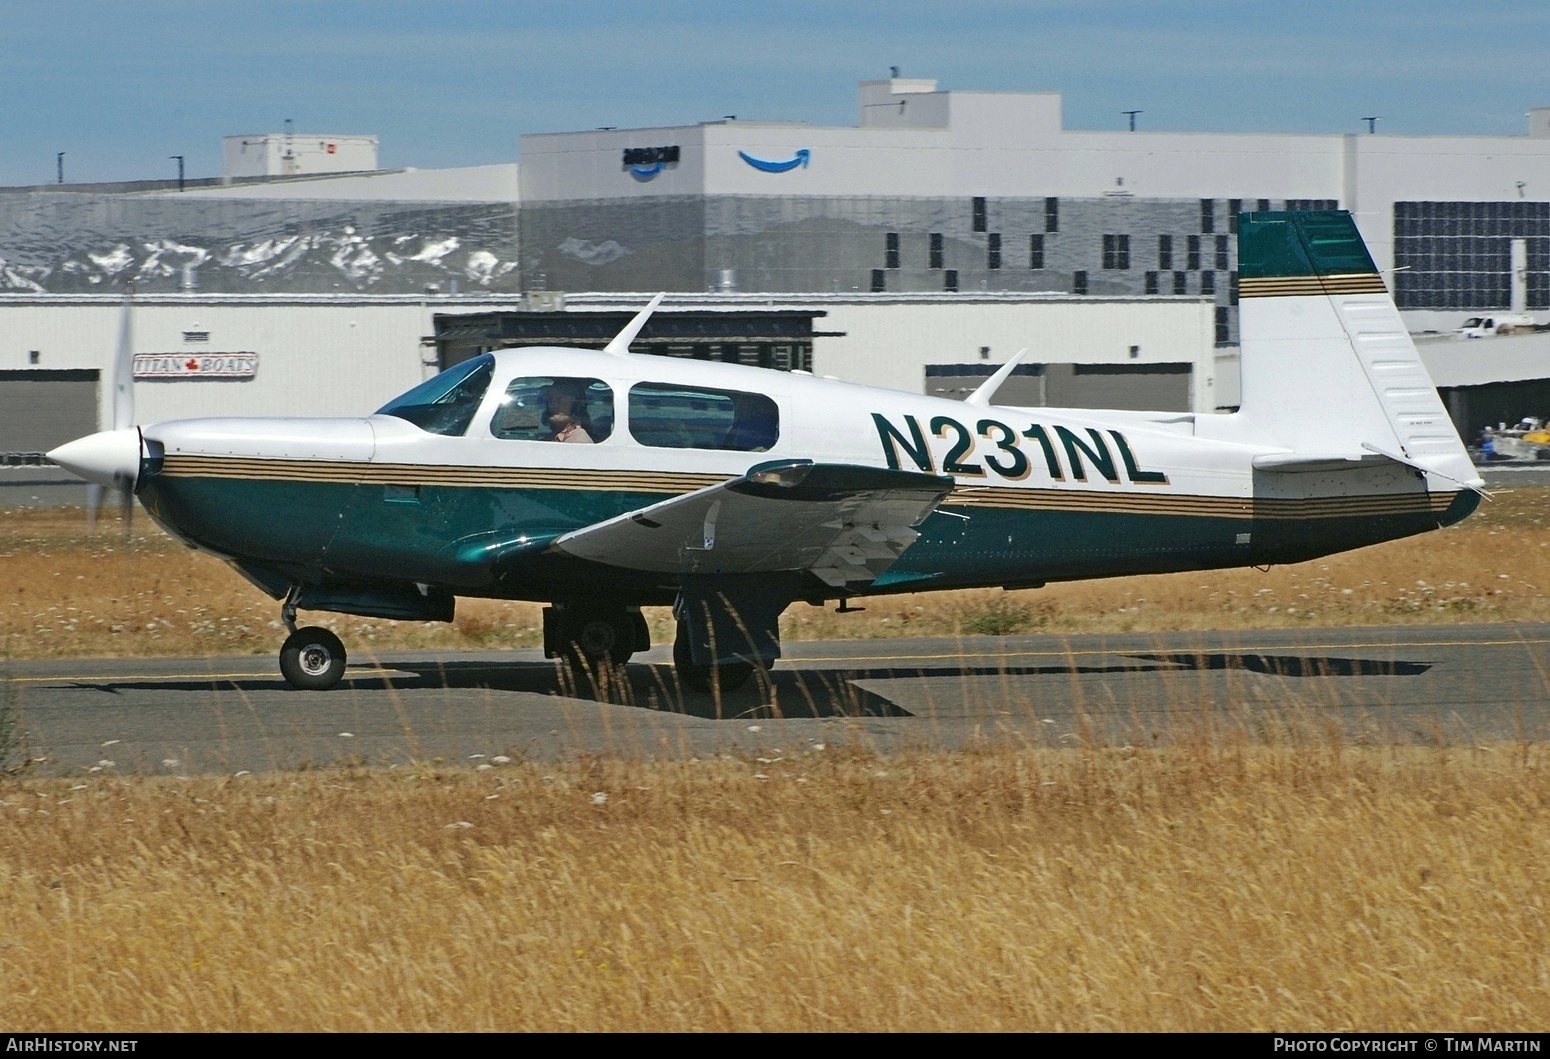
628, 383, 779, 451
376, 355, 494, 437
490, 377, 614, 443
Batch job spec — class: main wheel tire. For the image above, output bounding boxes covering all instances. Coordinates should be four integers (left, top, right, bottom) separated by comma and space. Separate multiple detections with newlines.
672, 627, 755, 693
560, 608, 635, 676
279, 626, 348, 691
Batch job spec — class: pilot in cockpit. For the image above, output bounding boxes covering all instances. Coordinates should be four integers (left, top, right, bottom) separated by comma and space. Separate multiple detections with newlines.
543, 381, 595, 444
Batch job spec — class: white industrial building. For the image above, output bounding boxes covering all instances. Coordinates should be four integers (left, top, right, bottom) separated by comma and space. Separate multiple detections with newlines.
519, 74, 1550, 344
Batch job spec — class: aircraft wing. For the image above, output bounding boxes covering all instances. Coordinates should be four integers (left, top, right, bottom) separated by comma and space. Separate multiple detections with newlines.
550, 460, 954, 587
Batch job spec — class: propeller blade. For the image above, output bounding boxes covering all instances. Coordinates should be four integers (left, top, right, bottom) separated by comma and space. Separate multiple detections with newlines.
86, 482, 102, 535
112, 287, 135, 535
112, 287, 135, 431
118, 475, 134, 535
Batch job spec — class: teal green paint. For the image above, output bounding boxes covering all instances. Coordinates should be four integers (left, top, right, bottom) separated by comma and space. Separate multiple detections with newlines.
1055, 426, 1119, 484
1238, 210, 1378, 279
141, 472, 1479, 608
1110, 430, 1169, 485
930, 416, 985, 476
873, 413, 933, 472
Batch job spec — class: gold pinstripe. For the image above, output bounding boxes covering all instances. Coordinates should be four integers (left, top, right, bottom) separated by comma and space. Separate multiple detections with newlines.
950, 485, 1450, 520
161, 454, 1456, 521
1238, 272, 1389, 298
161, 455, 724, 493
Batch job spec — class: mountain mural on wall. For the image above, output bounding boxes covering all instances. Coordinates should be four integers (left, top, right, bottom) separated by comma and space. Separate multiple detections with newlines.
0, 193, 521, 294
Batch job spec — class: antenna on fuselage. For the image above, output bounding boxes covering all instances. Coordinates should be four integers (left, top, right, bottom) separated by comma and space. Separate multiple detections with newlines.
603, 292, 665, 357
963, 347, 1029, 407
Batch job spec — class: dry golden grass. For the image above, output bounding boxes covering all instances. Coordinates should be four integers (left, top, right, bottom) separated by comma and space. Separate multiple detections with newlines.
3, 487, 1550, 659
2, 741, 1547, 1031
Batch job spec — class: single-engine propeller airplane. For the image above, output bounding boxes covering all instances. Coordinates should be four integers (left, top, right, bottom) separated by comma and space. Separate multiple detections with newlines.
49, 211, 1483, 692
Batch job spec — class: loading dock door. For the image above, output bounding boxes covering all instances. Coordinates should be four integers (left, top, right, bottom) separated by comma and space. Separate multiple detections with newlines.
0, 369, 100, 507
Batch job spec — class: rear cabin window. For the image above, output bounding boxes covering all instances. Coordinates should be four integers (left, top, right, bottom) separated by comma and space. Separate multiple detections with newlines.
489, 377, 614, 443
628, 383, 779, 451
376, 354, 493, 437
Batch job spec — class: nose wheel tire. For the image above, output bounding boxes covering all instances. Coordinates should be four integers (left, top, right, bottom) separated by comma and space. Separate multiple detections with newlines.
279, 626, 348, 690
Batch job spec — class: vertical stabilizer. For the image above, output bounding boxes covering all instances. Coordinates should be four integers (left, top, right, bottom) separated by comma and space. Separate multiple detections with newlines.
1236, 211, 1477, 487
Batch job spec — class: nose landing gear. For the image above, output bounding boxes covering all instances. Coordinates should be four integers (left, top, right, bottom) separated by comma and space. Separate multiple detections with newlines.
278, 588, 348, 691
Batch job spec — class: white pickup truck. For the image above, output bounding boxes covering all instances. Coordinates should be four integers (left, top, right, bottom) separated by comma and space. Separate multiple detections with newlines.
1457, 313, 1539, 339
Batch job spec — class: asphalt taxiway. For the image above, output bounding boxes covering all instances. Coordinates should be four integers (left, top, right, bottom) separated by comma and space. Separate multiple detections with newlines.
4, 622, 1548, 775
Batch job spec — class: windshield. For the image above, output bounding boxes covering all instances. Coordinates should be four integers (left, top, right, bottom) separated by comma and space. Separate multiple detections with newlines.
376, 355, 494, 436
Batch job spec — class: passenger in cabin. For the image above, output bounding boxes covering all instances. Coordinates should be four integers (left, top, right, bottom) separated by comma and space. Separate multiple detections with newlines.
543, 381, 594, 444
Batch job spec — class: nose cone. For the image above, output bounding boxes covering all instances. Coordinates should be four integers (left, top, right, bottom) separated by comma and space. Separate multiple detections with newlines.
47, 427, 142, 489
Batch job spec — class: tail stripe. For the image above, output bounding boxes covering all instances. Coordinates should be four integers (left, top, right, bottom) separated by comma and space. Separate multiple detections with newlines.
1240, 273, 1388, 298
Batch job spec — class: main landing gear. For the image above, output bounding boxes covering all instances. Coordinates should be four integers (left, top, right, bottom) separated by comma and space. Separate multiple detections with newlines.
672, 622, 754, 694
278, 590, 348, 691
543, 603, 647, 684
542, 603, 761, 694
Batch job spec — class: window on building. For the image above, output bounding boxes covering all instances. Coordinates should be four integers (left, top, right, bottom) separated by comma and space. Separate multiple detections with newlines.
885, 232, 900, 269
1030, 234, 1045, 269
1215, 235, 1229, 271
1145, 271, 1159, 295
1102, 234, 1130, 270
1391, 199, 1532, 310
1215, 307, 1230, 345
870, 269, 886, 293
945, 269, 959, 292
629, 383, 780, 451
1187, 235, 1201, 271
1229, 199, 1242, 233
1045, 197, 1059, 233
1201, 271, 1216, 295
972, 197, 987, 233
1158, 234, 1173, 271
1073, 270, 1088, 295
490, 376, 615, 443
1173, 271, 1188, 295
1258, 198, 1271, 213
1229, 271, 1239, 306
987, 233, 1002, 270
1201, 199, 1215, 234
929, 233, 944, 270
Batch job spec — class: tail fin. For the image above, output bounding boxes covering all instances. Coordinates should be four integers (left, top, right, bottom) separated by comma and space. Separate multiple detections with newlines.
1236, 210, 1479, 488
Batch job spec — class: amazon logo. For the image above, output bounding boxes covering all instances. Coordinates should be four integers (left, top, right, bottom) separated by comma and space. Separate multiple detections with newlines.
738, 149, 810, 173
622, 145, 680, 181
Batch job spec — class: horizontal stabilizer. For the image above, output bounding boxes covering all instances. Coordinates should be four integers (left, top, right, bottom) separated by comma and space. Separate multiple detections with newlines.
1252, 444, 1486, 494
1251, 452, 1390, 473
550, 460, 953, 585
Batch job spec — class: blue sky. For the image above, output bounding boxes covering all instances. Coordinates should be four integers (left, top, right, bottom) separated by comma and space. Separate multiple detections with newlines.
3, 1, 1547, 186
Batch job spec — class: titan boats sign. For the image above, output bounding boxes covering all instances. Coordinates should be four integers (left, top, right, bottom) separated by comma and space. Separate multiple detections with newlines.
133, 353, 259, 380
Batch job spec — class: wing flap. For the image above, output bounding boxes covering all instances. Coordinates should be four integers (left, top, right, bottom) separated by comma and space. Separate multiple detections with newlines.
551, 460, 953, 584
